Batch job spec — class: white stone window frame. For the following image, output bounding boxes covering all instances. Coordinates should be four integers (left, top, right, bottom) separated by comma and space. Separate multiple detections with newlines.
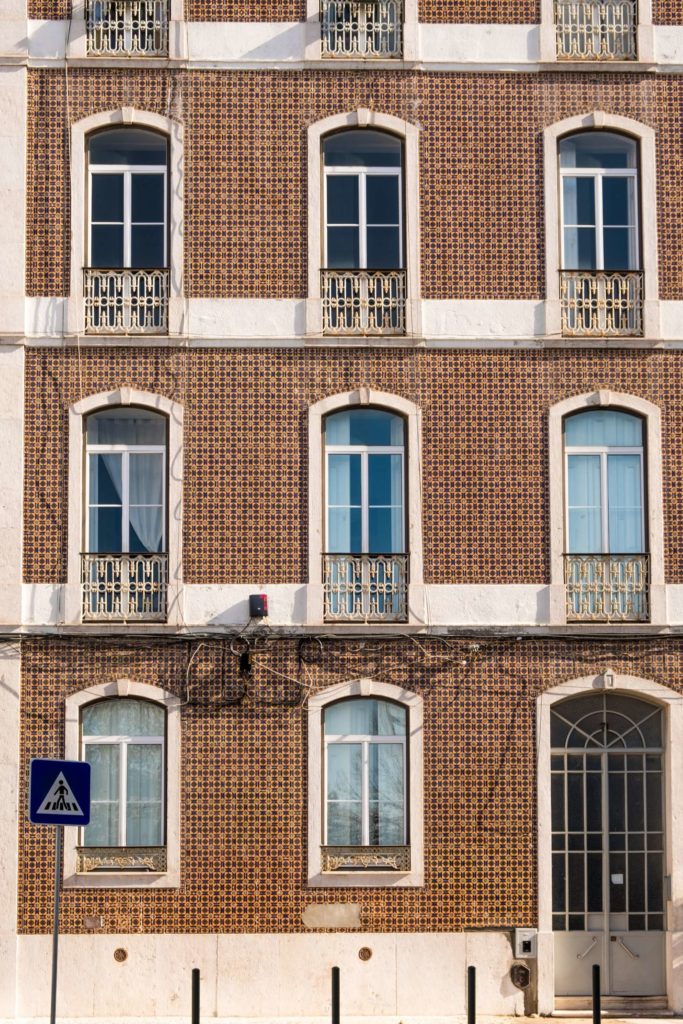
306, 109, 421, 339
539, 0, 654, 63
64, 678, 181, 889
548, 390, 664, 625
68, 109, 184, 338
544, 112, 659, 340
66, 388, 184, 626
536, 672, 683, 1014
307, 388, 425, 625
66, 0, 187, 60
305, 0, 418, 61
308, 678, 424, 888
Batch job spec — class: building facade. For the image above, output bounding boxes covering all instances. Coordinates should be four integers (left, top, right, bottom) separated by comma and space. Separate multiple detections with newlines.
2, 0, 683, 1017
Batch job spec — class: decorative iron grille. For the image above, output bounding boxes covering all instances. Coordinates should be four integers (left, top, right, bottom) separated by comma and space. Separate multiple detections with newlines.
554, 0, 637, 59
320, 0, 403, 57
321, 269, 406, 335
84, 268, 169, 334
86, 0, 169, 56
323, 553, 408, 622
560, 270, 643, 337
564, 553, 649, 622
321, 845, 410, 871
81, 553, 168, 622
77, 846, 167, 872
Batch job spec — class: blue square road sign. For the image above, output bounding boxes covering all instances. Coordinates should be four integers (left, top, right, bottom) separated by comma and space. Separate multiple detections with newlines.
29, 759, 91, 826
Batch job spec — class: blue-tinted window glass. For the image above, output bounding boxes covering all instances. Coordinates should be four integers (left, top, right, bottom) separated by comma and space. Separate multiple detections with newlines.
327, 226, 359, 268
565, 410, 642, 447
131, 174, 165, 222
564, 226, 596, 269
87, 408, 166, 445
563, 176, 595, 225
603, 228, 632, 271
92, 174, 124, 222
90, 452, 123, 505
559, 132, 637, 170
323, 130, 402, 168
325, 409, 404, 446
89, 506, 123, 552
366, 176, 400, 225
325, 699, 406, 736
131, 225, 165, 267
367, 227, 401, 268
607, 454, 643, 552
91, 225, 124, 268
326, 176, 359, 223
90, 128, 167, 166
603, 177, 631, 226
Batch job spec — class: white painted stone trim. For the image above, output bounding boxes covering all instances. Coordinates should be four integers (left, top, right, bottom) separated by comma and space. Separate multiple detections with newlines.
307, 678, 424, 887
543, 111, 660, 340
63, 679, 181, 888
537, 673, 683, 1013
68, 109, 185, 338
65, 0, 186, 59
540, 0, 653, 61
66, 388, 184, 626
305, 109, 421, 338
307, 388, 425, 625
0, 649, 20, 1016
547, 390, 664, 626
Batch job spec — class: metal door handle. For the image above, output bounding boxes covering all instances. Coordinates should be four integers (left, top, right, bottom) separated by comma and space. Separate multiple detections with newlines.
576, 936, 598, 960
616, 936, 640, 960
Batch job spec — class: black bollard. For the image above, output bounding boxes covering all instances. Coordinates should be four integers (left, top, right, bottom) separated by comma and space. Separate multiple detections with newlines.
331, 966, 340, 1024
467, 965, 476, 1024
592, 963, 600, 1024
192, 967, 200, 1024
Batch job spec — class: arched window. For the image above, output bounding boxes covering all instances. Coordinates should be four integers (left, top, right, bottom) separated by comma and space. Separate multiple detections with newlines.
85, 127, 169, 334
82, 698, 165, 857
323, 407, 406, 621
324, 697, 406, 848
559, 131, 642, 336
83, 406, 168, 621
563, 408, 648, 622
321, 129, 405, 335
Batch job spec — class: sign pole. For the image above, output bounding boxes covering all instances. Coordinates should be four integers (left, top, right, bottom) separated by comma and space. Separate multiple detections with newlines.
49, 825, 63, 1024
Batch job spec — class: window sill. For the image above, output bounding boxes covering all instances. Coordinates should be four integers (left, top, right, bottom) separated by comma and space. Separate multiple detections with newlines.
309, 845, 423, 887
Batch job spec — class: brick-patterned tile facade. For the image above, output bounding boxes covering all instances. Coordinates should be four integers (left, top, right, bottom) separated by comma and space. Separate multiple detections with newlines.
22, 346, 683, 586
26, 69, 683, 301
17, 636, 683, 934
652, 0, 683, 23
419, 0, 538, 22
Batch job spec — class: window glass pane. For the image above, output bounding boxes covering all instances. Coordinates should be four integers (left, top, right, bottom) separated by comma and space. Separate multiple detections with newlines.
325, 699, 406, 736
89, 506, 122, 552
563, 176, 595, 225
90, 224, 124, 268
328, 453, 361, 506
326, 226, 359, 268
89, 452, 123, 505
129, 507, 163, 554
565, 410, 642, 446
129, 453, 164, 506
323, 130, 401, 168
83, 698, 164, 736
90, 128, 167, 166
131, 225, 165, 268
563, 226, 596, 269
83, 743, 119, 846
326, 802, 362, 845
366, 226, 401, 269
560, 132, 637, 169
567, 454, 602, 552
325, 409, 404, 446
368, 454, 402, 506
607, 454, 642, 552
603, 228, 634, 271
91, 174, 124, 222
87, 408, 166, 445
327, 507, 361, 553
327, 743, 362, 799
131, 174, 165, 223
369, 743, 404, 845
369, 506, 403, 553
366, 175, 400, 225
326, 175, 359, 223
126, 743, 163, 846
603, 177, 632, 226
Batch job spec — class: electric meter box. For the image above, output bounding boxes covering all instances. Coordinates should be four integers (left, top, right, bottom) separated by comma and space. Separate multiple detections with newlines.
514, 928, 538, 959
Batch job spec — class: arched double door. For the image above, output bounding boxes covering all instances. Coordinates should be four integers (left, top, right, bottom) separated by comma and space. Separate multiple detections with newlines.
551, 692, 666, 996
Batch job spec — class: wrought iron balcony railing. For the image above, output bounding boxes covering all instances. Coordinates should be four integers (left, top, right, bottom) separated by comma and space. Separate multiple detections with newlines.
323, 553, 408, 622
564, 553, 649, 622
84, 268, 169, 334
77, 846, 167, 873
320, 0, 403, 57
86, 0, 169, 56
560, 270, 643, 337
554, 0, 637, 60
321, 269, 406, 335
321, 845, 410, 871
81, 553, 168, 622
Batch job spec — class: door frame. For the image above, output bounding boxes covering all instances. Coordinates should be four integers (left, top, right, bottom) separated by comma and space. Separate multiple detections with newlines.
537, 672, 683, 1013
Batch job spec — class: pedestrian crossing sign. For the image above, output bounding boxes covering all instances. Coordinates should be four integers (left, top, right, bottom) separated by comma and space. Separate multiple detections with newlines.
29, 759, 91, 826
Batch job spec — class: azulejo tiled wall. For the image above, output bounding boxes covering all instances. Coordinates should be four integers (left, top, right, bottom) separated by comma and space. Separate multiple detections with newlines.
18, 636, 683, 935
22, 347, 683, 586
26, 69, 683, 301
